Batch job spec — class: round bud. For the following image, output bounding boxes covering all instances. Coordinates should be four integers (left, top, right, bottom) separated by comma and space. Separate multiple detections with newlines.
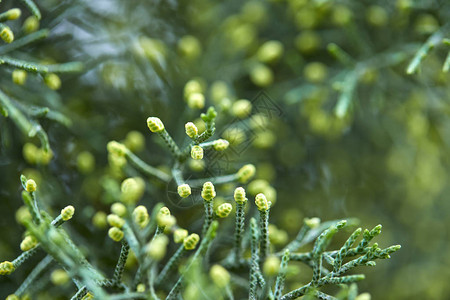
213, 139, 229, 151
0, 25, 14, 43
50, 269, 69, 285
23, 16, 39, 34
187, 93, 205, 109
191, 145, 204, 160
107, 214, 125, 228
263, 256, 280, 276
257, 40, 284, 64
147, 117, 165, 133
255, 193, 270, 211
146, 235, 169, 261
185, 122, 199, 138
111, 203, 127, 217
77, 151, 95, 174
107, 141, 128, 157
157, 214, 176, 229
304, 217, 321, 229
201, 181, 216, 201
81, 292, 94, 300
61, 205, 75, 221
159, 206, 171, 216
12, 69, 27, 85
366, 5, 388, 27
236, 164, 256, 183
92, 211, 107, 229
133, 205, 149, 229
177, 184, 192, 198
248, 179, 269, 195
234, 187, 247, 204
355, 293, 371, 300
25, 179, 37, 193
174, 228, 188, 243
231, 99, 252, 119
124, 130, 145, 152
210, 264, 230, 288
6, 295, 19, 300
5, 8, 21, 20
178, 35, 202, 60
303, 62, 327, 84
20, 235, 38, 252
44, 73, 61, 90
216, 203, 233, 218
189, 159, 205, 172
121, 177, 145, 204
250, 64, 274, 87
183, 233, 200, 250
137, 283, 146, 292
0, 261, 15, 275
184, 79, 203, 99
108, 227, 124, 242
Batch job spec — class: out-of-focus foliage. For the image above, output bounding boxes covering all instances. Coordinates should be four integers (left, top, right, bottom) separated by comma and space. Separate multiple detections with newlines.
1, 0, 449, 299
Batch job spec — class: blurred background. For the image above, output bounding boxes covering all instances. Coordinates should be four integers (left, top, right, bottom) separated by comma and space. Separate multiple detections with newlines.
1, 0, 450, 299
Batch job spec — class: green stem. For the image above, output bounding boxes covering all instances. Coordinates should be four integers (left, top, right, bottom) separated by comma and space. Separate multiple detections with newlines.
113, 241, 130, 285
0, 29, 48, 55
15, 255, 52, 296
202, 200, 213, 237
259, 209, 270, 263
124, 150, 171, 182
233, 203, 245, 263
155, 244, 186, 286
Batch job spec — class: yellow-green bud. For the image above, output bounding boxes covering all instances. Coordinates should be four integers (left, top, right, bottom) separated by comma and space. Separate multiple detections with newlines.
210, 81, 229, 104
44, 73, 61, 90
15, 206, 32, 225
111, 203, 127, 217
61, 205, 75, 221
231, 99, 252, 118
303, 62, 328, 83
177, 184, 192, 198
159, 206, 171, 216
133, 205, 149, 228
304, 217, 320, 228
23, 16, 39, 34
12, 69, 27, 85
257, 40, 284, 64
0, 25, 14, 43
157, 214, 176, 229
366, 5, 388, 27
178, 35, 202, 60
295, 30, 321, 54
25, 179, 37, 193
213, 139, 229, 151
0, 261, 15, 275
108, 227, 124, 242
189, 159, 205, 172
268, 224, 288, 245
107, 214, 125, 228
76, 151, 95, 174
263, 256, 280, 276
236, 164, 256, 183
248, 179, 269, 195
147, 117, 165, 133
201, 181, 216, 201
234, 187, 247, 204
255, 193, 270, 211
20, 235, 38, 252
174, 228, 188, 243
136, 283, 146, 292
187, 93, 205, 109
250, 64, 274, 87
183, 233, 200, 250
92, 211, 107, 229
4, 8, 21, 20
146, 235, 169, 260
191, 145, 204, 160
216, 203, 232, 218
185, 122, 199, 138
121, 177, 145, 204
210, 264, 230, 288
107, 141, 128, 157
124, 130, 145, 152
223, 127, 246, 145
50, 269, 69, 285
5, 294, 19, 300
184, 79, 204, 99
